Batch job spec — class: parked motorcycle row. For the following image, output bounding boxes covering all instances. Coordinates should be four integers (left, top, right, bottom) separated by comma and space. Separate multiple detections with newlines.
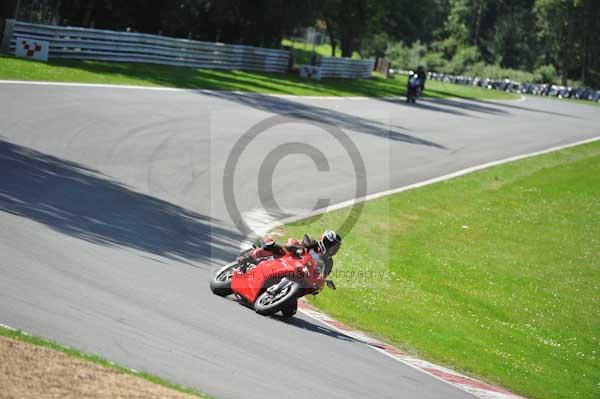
428, 72, 600, 102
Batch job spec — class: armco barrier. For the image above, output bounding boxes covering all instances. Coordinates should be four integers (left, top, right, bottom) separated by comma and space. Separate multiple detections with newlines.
7, 20, 290, 73
300, 57, 374, 80
319, 57, 374, 79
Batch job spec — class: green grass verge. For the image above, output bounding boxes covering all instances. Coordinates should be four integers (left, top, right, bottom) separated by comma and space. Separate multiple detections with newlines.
0, 54, 517, 100
0, 326, 212, 398
283, 141, 600, 399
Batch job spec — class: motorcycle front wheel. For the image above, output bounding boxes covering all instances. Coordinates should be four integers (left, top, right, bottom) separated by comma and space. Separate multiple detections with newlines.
254, 281, 302, 316
281, 300, 298, 317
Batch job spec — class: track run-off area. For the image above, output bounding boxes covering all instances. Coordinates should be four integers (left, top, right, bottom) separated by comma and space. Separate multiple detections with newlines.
1, 80, 599, 399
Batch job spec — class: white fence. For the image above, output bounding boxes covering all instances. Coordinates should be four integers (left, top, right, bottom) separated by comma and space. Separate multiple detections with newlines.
2, 20, 375, 79
6, 21, 291, 73
318, 57, 374, 79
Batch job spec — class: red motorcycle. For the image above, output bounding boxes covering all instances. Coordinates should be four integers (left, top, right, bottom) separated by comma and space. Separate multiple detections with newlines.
209, 239, 335, 317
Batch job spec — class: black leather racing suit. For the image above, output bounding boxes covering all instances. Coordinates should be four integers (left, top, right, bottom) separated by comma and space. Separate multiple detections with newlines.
306, 240, 334, 278
416, 68, 427, 90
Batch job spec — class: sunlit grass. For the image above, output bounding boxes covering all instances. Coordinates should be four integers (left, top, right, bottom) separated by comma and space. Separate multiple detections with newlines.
0, 54, 517, 99
283, 141, 600, 399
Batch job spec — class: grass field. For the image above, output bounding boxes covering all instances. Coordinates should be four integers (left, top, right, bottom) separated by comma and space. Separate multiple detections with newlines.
282, 141, 600, 399
0, 326, 211, 398
0, 54, 518, 100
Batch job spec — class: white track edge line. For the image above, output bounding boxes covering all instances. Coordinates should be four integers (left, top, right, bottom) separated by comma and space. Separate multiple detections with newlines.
0, 79, 394, 99
260, 135, 600, 236
0, 323, 18, 331
0, 79, 526, 101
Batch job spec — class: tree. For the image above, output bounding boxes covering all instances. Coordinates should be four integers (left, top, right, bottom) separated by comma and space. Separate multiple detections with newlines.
445, 0, 472, 44
578, 0, 600, 86
10, 0, 599, 86
1, 0, 20, 19
485, 0, 537, 70
321, 0, 377, 57
535, 0, 580, 85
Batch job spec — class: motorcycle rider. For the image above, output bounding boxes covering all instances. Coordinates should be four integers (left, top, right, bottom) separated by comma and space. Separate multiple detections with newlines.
284, 237, 304, 258
415, 64, 427, 91
237, 235, 285, 272
407, 65, 426, 103
265, 230, 342, 297
303, 230, 342, 278
237, 230, 342, 277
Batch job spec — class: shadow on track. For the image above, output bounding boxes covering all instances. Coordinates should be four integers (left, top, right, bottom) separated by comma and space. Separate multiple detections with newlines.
410, 90, 577, 118
0, 140, 237, 266
201, 91, 448, 150
222, 295, 359, 343
273, 314, 359, 343
377, 97, 480, 117
378, 89, 578, 119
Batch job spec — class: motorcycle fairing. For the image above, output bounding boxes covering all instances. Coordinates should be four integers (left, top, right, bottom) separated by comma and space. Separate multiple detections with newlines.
231, 253, 306, 303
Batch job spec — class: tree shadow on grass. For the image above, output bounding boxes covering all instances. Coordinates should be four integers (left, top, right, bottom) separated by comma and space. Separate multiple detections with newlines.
42, 59, 301, 95
47, 58, 412, 99
0, 139, 238, 267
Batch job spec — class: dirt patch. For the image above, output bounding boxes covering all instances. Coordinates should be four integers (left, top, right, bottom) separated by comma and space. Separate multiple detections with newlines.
0, 336, 199, 399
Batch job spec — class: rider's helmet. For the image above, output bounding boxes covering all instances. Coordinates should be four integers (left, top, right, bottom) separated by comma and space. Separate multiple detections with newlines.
286, 238, 304, 258
262, 235, 277, 251
317, 230, 342, 258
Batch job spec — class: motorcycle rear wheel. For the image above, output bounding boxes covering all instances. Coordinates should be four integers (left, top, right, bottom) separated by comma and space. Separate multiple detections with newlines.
254, 281, 302, 316
209, 261, 237, 296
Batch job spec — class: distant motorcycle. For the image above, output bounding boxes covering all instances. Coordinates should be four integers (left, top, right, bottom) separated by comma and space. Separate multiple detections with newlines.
406, 71, 423, 103
210, 237, 335, 317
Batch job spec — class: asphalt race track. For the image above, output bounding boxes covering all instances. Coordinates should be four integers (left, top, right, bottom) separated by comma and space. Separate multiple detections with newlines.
1, 81, 599, 399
